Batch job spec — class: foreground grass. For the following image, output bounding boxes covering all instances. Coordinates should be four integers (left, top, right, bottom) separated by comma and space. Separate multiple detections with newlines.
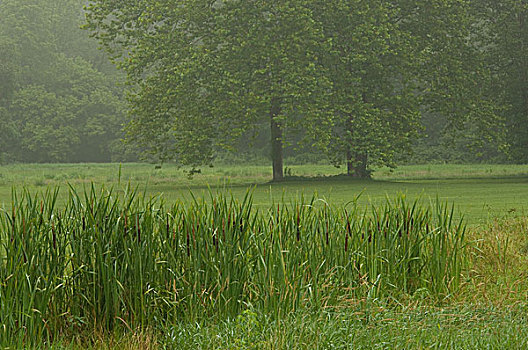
0, 186, 467, 347
54, 305, 528, 349
160, 306, 528, 349
1, 164, 528, 348
52, 216, 528, 349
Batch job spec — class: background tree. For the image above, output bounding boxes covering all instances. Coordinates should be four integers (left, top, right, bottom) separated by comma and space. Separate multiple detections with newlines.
0, 0, 128, 163
401, 0, 506, 164
83, 0, 517, 171
471, 0, 528, 162
312, 0, 421, 177
85, 0, 331, 180
209, 1, 332, 181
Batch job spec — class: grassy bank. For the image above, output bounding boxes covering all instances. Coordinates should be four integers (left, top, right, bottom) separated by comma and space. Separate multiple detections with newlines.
56, 305, 528, 349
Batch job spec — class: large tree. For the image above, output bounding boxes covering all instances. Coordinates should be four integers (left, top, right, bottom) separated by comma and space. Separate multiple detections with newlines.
311, 0, 421, 177
85, 0, 510, 176
471, 0, 528, 162
319, 0, 506, 176
85, 0, 332, 180
403, 0, 505, 162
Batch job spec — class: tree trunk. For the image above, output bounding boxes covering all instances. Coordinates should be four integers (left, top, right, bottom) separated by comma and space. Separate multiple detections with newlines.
345, 92, 370, 178
270, 98, 284, 181
346, 150, 369, 178
521, 11, 528, 126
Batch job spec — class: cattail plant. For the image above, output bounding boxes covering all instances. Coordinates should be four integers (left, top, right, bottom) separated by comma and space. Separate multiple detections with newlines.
0, 185, 467, 346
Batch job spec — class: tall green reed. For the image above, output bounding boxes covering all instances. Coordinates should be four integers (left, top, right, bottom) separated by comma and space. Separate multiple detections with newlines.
0, 185, 467, 346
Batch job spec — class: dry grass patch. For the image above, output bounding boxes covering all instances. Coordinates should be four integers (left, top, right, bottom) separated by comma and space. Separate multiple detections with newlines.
464, 216, 528, 306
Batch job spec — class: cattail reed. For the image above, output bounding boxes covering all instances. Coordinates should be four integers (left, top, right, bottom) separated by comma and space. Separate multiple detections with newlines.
51, 220, 56, 250
135, 214, 141, 243
166, 214, 170, 236
0, 185, 467, 346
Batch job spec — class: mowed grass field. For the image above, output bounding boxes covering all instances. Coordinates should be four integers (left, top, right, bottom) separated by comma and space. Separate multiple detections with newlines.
0, 162, 527, 225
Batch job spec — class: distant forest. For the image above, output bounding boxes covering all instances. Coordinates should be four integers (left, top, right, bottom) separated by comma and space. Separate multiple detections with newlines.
0, 0, 526, 168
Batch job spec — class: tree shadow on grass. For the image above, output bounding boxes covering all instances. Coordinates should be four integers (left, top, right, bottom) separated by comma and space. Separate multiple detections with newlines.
265, 174, 380, 185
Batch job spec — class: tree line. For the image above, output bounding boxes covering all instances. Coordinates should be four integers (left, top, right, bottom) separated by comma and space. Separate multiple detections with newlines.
0, 0, 131, 163
1, 1, 527, 179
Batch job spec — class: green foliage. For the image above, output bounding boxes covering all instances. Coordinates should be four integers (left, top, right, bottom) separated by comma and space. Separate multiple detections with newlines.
0, 186, 467, 346
0, 0, 129, 163
85, 0, 332, 174
162, 306, 528, 349
471, 1, 528, 163
0, 0, 524, 167
313, 0, 422, 175
85, 0, 515, 174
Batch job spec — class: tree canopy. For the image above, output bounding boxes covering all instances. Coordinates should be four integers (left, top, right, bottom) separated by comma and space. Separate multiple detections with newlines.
0, 0, 525, 172
85, 0, 512, 177
473, 0, 528, 162
86, 0, 334, 180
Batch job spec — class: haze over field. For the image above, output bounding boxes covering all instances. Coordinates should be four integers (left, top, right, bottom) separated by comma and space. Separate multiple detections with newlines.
0, 0, 527, 348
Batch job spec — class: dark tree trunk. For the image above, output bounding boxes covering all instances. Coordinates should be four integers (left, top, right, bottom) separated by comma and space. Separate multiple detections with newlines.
345, 92, 370, 178
521, 12, 528, 122
346, 150, 369, 178
518, 10, 528, 153
270, 98, 284, 181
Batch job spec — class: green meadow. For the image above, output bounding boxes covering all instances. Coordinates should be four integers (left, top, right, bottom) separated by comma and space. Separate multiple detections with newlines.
1, 163, 528, 349
1, 163, 527, 225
